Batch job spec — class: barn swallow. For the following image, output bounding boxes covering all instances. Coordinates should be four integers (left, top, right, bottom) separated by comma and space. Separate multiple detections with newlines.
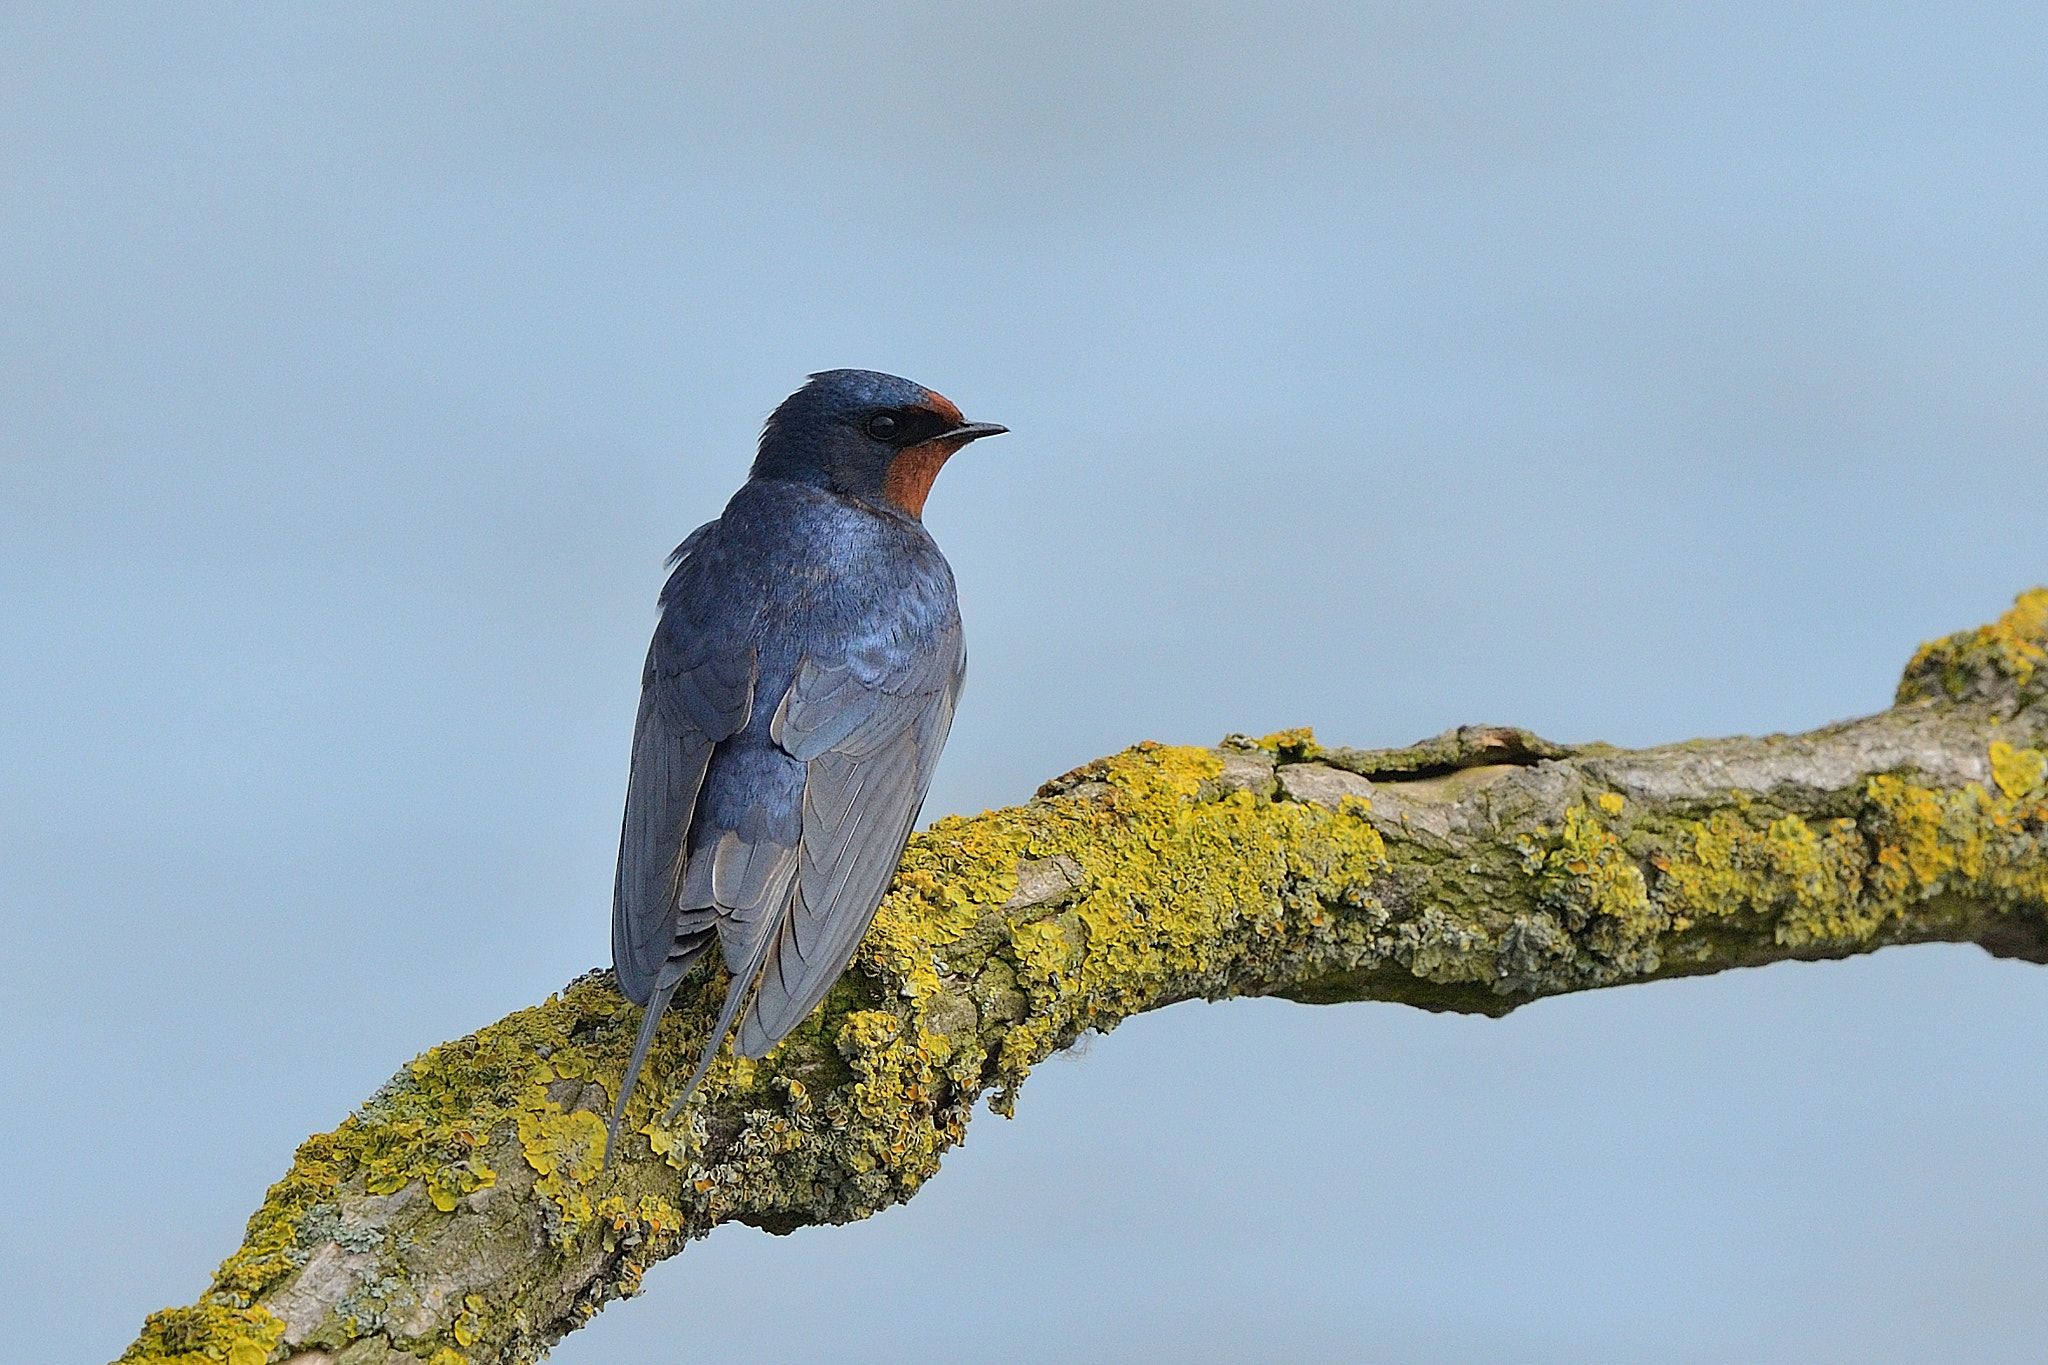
605, 370, 1004, 1165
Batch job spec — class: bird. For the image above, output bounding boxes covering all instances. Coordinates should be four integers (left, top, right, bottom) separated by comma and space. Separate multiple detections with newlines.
604, 369, 1006, 1167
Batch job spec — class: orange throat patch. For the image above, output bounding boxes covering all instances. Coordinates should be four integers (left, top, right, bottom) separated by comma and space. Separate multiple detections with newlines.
882, 441, 957, 518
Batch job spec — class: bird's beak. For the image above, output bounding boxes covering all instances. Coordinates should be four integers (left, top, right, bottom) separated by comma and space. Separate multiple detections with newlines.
935, 422, 1008, 445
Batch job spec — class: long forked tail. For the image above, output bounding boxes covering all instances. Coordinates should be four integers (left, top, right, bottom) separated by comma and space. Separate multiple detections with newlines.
603, 975, 679, 1171
657, 945, 768, 1125
602, 938, 775, 1169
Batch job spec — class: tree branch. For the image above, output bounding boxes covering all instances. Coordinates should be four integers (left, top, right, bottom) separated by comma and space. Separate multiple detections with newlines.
120, 590, 2048, 1365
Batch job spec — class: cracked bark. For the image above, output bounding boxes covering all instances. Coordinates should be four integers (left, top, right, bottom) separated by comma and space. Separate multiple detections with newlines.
118, 591, 2048, 1365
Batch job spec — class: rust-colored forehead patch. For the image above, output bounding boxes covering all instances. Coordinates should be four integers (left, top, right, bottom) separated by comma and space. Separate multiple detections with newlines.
919, 389, 964, 427
881, 389, 971, 517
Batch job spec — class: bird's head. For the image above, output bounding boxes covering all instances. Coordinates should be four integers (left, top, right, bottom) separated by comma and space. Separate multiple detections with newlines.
751, 369, 1007, 519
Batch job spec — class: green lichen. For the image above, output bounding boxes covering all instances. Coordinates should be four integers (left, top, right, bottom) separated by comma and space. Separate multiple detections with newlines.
1897, 586, 2048, 705
118, 1303, 283, 1365
1521, 800, 1662, 970
1486, 795, 1667, 994
354, 999, 623, 1238
1863, 761, 2048, 910
591, 1195, 686, 1303
942, 743, 1381, 1104
1991, 739, 2048, 802
1255, 726, 1325, 763
1656, 804, 1872, 946
1652, 743, 2048, 951
1325, 724, 1577, 779
117, 977, 679, 1364
1483, 739, 2048, 993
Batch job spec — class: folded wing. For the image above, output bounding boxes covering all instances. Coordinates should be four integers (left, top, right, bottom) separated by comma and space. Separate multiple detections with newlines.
609, 527, 759, 1007
736, 626, 965, 1055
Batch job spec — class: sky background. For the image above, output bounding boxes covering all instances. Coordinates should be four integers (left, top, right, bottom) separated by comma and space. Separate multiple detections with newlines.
5, 4, 2047, 1361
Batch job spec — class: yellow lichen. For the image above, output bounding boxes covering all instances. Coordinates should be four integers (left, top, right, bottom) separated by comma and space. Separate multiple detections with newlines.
1991, 740, 2048, 801
1863, 759, 2048, 909
1654, 743, 2048, 948
409, 739, 1359, 1251
117, 1303, 283, 1365
1657, 807, 1871, 945
517, 1107, 609, 1233
120, 973, 677, 1365
121, 714, 2045, 1365
449, 1293, 485, 1347
848, 741, 1386, 1115
911, 744, 1383, 1097
1897, 586, 2048, 703
1256, 726, 1324, 763
591, 1196, 685, 1302
1522, 804, 1660, 967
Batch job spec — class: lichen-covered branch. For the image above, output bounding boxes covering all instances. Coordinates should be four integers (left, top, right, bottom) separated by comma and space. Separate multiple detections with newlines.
121, 590, 2048, 1365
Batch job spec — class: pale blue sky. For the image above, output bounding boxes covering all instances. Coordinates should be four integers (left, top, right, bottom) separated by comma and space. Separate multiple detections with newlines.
5, 5, 2046, 1361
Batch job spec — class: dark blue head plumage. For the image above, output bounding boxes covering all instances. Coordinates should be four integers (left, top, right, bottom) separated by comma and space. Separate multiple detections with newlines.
751, 369, 1007, 518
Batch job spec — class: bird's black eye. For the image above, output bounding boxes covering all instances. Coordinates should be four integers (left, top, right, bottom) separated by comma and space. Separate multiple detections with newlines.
866, 413, 899, 441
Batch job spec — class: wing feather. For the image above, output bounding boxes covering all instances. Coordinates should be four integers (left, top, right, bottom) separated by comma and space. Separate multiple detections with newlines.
770, 634, 961, 760
608, 523, 759, 1007
609, 688, 716, 1004
734, 628, 964, 1057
